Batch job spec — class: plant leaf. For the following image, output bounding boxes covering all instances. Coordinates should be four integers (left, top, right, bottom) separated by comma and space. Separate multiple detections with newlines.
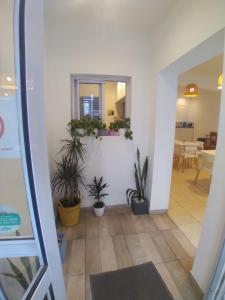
6, 259, 29, 290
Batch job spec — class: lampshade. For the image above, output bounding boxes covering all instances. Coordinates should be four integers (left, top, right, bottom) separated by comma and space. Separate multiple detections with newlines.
217, 73, 223, 90
184, 83, 199, 97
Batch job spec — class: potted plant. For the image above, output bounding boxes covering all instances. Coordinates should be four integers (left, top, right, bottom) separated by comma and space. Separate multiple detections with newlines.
52, 129, 86, 226
88, 176, 109, 216
126, 148, 149, 214
69, 117, 106, 139
109, 117, 133, 140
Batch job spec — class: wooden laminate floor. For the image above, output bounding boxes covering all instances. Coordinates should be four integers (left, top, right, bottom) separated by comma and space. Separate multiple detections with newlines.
60, 207, 202, 300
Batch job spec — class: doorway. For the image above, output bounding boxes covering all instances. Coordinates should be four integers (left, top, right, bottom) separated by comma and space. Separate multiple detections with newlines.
151, 29, 225, 294
168, 54, 223, 249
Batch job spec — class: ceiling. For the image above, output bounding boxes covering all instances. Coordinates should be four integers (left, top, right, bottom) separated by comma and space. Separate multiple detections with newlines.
44, 0, 177, 33
179, 54, 224, 91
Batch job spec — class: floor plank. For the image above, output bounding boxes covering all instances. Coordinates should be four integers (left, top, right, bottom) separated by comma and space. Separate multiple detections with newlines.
138, 232, 162, 264
162, 230, 190, 260
150, 231, 177, 262
100, 236, 117, 272
152, 214, 176, 230
98, 216, 110, 237
125, 234, 147, 265
86, 217, 99, 239
155, 263, 184, 300
165, 260, 201, 300
171, 228, 196, 257
73, 216, 86, 239
119, 214, 137, 235
85, 238, 101, 275
113, 235, 132, 268
67, 275, 85, 300
107, 214, 123, 236
68, 239, 85, 276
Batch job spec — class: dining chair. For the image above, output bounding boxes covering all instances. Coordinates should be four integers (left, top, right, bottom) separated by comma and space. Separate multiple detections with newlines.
179, 144, 198, 172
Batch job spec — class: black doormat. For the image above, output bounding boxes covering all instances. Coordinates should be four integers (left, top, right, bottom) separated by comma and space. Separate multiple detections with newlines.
90, 262, 174, 300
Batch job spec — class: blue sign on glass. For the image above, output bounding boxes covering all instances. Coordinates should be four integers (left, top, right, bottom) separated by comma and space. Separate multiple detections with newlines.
0, 205, 21, 233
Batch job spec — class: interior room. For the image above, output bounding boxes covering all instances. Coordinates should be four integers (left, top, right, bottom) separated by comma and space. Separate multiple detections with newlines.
1, 1, 225, 300
168, 55, 223, 251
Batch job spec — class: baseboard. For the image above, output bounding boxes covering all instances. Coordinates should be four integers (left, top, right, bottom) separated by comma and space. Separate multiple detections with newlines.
150, 209, 168, 214
189, 271, 204, 298
81, 205, 168, 215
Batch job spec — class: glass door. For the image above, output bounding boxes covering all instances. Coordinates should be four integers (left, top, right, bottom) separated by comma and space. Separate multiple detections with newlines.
0, 1, 66, 299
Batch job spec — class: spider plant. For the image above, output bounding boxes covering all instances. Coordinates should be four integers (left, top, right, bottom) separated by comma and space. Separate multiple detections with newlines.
126, 148, 149, 204
88, 176, 109, 208
52, 155, 86, 207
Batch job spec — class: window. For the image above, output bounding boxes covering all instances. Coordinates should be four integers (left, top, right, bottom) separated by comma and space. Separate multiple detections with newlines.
71, 75, 131, 127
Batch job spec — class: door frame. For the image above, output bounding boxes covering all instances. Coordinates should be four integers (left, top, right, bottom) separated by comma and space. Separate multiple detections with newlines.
0, 1, 67, 299
150, 28, 225, 296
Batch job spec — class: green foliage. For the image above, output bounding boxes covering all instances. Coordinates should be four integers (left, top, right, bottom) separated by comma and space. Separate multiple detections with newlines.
60, 128, 86, 163
69, 117, 106, 139
1, 256, 40, 291
126, 148, 149, 204
52, 122, 87, 207
109, 118, 133, 140
88, 176, 109, 203
52, 156, 85, 207
69, 117, 133, 140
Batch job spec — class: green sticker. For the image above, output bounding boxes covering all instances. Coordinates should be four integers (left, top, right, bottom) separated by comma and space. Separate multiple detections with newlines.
0, 206, 21, 233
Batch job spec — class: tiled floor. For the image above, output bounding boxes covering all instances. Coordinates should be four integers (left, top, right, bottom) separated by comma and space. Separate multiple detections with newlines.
60, 207, 202, 300
168, 168, 210, 248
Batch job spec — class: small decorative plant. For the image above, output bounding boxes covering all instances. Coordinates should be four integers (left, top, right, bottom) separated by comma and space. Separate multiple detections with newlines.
88, 176, 109, 216
126, 148, 149, 214
109, 117, 133, 140
69, 117, 106, 139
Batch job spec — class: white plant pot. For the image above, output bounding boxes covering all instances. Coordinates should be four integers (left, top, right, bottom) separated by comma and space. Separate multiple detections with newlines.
93, 205, 105, 217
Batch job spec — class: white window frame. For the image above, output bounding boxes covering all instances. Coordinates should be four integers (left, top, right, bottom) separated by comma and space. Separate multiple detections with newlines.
71, 74, 131, 120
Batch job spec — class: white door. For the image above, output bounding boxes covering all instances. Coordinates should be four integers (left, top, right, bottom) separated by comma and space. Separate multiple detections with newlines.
0, 1, 66, 299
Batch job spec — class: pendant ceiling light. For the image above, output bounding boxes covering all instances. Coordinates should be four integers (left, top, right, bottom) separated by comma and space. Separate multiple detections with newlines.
217, 73, 223, 90
184, 83, 199, 97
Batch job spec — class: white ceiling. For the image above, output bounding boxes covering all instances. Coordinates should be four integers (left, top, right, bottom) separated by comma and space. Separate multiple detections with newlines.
44, 0, 177, 33
179, 54, 224, 91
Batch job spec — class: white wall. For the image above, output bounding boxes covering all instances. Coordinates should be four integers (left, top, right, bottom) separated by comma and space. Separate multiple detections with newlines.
176, 88, 221, 140
44, 20, 152, 207
149, 0, 225, 292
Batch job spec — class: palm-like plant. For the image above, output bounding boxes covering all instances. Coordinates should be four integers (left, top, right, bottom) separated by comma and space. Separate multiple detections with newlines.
88, 176, 109, 208
126, 148, 148, 204
52, 156, 85, 207
59, 128, 86, 164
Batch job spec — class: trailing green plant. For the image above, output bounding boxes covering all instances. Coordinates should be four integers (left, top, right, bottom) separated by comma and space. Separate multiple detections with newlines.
52, 155, 86, 207
126, 148, 149, 204
109, 117, 133, 140
69, 117, 106, 139
88, 176, 109, 208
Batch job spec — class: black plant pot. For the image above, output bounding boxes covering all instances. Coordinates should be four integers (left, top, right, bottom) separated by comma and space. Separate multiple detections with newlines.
131, 199, 149, 215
